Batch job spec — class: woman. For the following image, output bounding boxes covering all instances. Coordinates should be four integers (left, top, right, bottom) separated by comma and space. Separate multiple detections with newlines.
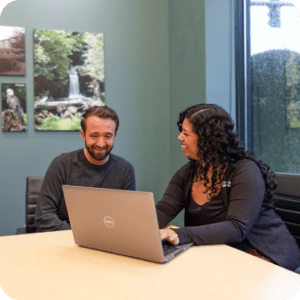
156, 103, 300, 271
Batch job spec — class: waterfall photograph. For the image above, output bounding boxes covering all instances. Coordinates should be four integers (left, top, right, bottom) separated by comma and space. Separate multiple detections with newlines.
33, 28, 105, 131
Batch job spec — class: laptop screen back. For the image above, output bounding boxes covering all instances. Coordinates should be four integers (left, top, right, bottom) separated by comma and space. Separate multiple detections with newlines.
63, 185, 165, 263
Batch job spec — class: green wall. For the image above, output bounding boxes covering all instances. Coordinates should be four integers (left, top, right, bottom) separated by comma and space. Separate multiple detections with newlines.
168, 0, 206, 226
169, 0, 206, 176
0, 0, 232, 235
0, 0, 170, 236
168, 0, 233, 226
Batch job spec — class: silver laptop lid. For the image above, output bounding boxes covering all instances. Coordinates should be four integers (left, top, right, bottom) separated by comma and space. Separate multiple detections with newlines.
63, 185, 165, 263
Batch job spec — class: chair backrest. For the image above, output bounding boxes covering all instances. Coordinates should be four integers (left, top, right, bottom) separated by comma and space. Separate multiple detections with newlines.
274, 173, 300, 248
26, 176, 44, 233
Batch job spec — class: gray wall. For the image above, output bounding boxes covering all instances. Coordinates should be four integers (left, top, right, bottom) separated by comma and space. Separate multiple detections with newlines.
205, 0, 235, 118
0, 0, 234, 235
0, 0, 170, 235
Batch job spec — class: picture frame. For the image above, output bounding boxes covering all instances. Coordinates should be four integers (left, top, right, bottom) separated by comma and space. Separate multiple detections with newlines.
33, 28, 105, 131
0, 26, 25, 76
1, 83, 27, 132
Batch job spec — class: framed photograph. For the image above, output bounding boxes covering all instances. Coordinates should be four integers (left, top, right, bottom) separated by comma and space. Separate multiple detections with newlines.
0, 26, 25, 76
33, 28, 105, 131
1, 83, 27, 132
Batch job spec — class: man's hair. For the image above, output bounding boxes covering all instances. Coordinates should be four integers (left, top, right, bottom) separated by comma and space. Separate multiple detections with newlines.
81, 105, 119, 133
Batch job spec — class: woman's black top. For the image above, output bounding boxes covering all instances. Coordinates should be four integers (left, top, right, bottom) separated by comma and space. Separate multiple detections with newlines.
156, 159, 300, 271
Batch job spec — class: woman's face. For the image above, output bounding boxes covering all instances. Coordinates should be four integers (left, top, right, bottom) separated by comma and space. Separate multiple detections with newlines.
178, 118, 199, 160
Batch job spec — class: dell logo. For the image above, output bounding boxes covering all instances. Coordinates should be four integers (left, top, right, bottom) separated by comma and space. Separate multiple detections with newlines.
104, 216, 115, 228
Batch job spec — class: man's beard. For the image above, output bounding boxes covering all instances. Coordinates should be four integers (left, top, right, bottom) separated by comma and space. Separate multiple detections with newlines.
85, 143, 113, 162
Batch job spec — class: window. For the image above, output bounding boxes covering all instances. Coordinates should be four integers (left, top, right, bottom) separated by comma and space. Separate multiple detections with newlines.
236, 0, 300, 173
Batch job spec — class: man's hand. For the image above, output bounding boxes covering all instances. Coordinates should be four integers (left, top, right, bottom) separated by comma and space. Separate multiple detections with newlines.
159, 228, 180, 245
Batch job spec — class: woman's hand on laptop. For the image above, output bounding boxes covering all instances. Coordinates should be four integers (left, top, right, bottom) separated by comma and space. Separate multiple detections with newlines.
160, 229, 180, 245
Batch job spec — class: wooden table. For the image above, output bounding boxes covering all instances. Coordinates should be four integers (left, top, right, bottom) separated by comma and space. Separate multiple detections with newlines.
0, 230, 299, 300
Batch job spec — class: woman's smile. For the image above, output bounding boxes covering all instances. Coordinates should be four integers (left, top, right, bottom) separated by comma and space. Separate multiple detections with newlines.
178, 119, 199, 160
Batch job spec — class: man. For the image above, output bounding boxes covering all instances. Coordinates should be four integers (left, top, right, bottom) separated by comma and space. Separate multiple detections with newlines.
35, 105, 135, 232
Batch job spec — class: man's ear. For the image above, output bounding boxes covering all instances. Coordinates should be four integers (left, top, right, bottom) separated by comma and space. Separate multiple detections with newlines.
80, 130, 85, 142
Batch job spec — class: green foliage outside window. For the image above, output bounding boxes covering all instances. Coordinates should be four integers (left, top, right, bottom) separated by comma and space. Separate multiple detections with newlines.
252, 49, 300, 173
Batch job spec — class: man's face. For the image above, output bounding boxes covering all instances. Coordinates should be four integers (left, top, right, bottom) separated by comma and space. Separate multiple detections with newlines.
80, 116, 117, 165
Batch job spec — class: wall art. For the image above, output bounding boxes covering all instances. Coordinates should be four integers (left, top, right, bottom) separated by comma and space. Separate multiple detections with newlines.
1, 83, 27, 132
0, 26, 25, 76
33, 28, 105, 131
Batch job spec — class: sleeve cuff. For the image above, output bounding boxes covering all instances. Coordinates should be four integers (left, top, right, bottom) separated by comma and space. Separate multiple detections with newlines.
173, 228, 191, 245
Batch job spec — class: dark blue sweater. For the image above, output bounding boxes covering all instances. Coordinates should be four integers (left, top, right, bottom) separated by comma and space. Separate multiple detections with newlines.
156, 159, 300, 271
35, 149, 135, 232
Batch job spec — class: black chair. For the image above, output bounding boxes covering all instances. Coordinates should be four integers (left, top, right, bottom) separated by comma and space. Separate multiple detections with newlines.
16, 176, 44, 234
274, 173, 300, 249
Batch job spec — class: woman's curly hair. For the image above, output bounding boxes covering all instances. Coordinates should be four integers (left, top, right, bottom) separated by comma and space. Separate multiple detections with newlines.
177, 103, 276, 202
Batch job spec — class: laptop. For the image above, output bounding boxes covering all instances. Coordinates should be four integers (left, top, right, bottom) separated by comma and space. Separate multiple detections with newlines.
62, 185, 193, 263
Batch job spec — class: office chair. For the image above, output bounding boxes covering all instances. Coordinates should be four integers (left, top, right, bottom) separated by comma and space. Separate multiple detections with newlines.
16, 176, 44, 234
274, 173, 300, 249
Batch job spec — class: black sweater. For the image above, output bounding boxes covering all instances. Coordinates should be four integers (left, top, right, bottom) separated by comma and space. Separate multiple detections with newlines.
35, 149, 135, 232
156, 159, 300, 271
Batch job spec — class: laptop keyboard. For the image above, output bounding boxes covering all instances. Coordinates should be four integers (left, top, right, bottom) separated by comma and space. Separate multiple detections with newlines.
162, 241, 182, 256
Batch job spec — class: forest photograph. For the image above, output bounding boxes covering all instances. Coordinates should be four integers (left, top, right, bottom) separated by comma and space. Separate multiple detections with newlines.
0, 26, 25, 76
33, 28, 105, 131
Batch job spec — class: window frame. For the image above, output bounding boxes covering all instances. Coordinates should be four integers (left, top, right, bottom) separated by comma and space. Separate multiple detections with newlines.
235, 0, 252, 150
235, 0, 300, 174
